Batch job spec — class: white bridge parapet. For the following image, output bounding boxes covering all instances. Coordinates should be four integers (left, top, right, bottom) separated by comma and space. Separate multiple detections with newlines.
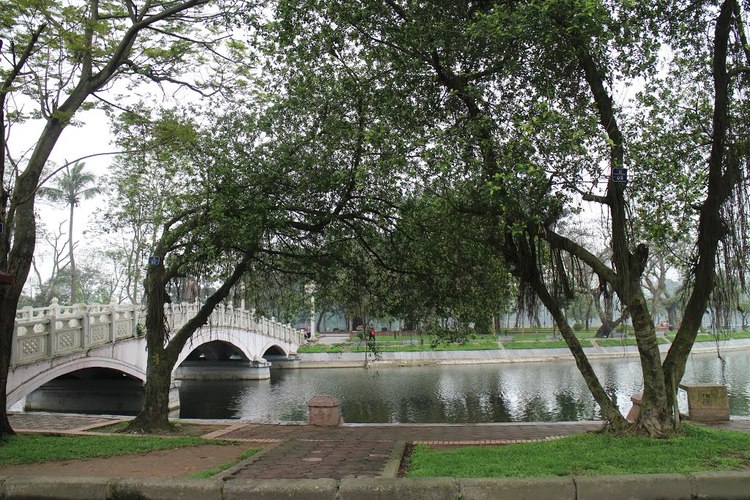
8, 299, 304, 410
12, 299, 304, 368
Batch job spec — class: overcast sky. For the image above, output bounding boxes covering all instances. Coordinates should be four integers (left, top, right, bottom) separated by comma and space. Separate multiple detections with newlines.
19, 109, 114, 290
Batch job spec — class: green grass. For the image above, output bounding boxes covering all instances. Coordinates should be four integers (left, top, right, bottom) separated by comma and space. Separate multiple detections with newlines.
188, 448, 260, 479
0, 433, 223, 466
502, 340, 570, 349
732, 330, 750, 339
406, 424, 750, 478
298, 328, 740, 354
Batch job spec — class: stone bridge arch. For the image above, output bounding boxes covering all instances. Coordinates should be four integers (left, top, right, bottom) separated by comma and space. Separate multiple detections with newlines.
7, 357, 146, 409
10, 302, 303, 410
174, 328, 258, 370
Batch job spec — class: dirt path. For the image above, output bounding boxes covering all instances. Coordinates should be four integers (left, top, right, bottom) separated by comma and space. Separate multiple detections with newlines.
0, 443, 255, 479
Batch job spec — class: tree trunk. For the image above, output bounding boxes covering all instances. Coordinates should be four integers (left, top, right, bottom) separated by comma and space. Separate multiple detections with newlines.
525, 247, 630, 432
662, 0, 737, 420
125, 346, 175, 433
627, 295, 674, 437
68, 202, 76, 303
125, 253, 250, 433
0, 123, 61, 435
594, 321, 613, 338
316, 308, 326, 333
0, 290, 17, 435
124, 258, 174, 433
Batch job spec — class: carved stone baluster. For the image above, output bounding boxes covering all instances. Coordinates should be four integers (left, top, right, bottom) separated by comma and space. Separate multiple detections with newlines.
109, 300, 117, 343
227, 303, 234, 328
20, 305, 33, 321
48, 298, 59, 357
79, 303, 90, 349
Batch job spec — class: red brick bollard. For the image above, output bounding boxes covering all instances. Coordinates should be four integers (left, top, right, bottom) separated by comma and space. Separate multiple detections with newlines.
307, 395, 343, 426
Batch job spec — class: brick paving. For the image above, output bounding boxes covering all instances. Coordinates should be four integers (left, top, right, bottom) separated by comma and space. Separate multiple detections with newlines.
213, 421, 603, 480
215, 421, 602, 443
8, 412, 119, 432
228, 438, 398, 479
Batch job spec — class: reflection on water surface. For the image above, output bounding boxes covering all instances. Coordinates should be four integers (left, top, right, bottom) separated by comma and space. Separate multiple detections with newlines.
179, 350, 750, 423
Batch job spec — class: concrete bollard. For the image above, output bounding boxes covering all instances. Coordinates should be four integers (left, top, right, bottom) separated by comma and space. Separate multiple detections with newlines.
307, 395, 343, 426
679, 384, 730, 422
626, 393, 642, 423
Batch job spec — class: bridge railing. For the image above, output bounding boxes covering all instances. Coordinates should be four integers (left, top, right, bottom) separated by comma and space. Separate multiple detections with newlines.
13, 299, 304, 367
165, 302, 305, 346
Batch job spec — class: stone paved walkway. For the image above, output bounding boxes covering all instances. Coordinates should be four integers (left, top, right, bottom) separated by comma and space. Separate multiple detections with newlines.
220, 418, 750, 481
8, 412, 117, 433
9, 413, 750, 480
211, 421, 603, 480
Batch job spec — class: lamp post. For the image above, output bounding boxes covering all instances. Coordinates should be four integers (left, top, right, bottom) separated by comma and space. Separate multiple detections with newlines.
304, 283, 316, 339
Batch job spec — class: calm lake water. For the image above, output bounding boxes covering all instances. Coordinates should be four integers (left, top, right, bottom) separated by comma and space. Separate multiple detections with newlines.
179, 350, 750, 423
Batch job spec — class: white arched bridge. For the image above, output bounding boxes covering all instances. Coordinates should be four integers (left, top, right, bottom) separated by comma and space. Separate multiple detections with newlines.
8, 300, 303, 413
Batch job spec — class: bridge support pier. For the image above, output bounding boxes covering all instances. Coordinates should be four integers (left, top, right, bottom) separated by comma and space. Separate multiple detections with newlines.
264, 354, 300, 370
173, 360, 271, 380
169, 381, 181, 418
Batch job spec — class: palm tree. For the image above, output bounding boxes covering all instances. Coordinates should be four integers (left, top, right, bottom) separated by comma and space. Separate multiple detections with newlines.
39, 162, 102, 303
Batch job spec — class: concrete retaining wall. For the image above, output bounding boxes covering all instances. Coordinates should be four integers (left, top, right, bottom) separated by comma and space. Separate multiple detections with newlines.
2, 473, 749, 499
298, 338, 750, 368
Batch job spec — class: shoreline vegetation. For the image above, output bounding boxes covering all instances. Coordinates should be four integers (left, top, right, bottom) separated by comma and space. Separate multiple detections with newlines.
298, 329, 750, 354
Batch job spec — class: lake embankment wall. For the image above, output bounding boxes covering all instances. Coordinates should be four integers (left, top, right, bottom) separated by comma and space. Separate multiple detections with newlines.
296, 338, 750, 369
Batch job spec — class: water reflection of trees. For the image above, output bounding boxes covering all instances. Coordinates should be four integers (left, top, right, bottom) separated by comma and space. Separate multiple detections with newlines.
178, 353, 750, 422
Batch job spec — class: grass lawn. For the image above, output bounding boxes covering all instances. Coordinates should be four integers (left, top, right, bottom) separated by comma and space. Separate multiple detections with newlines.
406, 424, 750, 478
0, 433, 224, 466
298, 330, 747, 354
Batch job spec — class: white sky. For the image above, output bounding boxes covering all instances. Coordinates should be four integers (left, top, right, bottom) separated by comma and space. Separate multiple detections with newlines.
18, 110, 115, 291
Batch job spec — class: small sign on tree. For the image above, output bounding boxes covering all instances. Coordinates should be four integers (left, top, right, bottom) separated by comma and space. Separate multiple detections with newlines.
613, 168, 628, 183
148, 256, 161, 266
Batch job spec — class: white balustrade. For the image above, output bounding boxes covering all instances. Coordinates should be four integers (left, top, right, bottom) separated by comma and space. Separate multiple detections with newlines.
12, 300, 304, 367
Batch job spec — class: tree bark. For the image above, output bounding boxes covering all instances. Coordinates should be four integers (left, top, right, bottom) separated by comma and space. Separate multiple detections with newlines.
125, 346, 176, 433
0, 118, 68, 436
125, 253, 250, 433
662, 0, 738, 417
125, 252, 174, 432
0, 291, 16, 435
502, 232, 630, 431
68, 202, 77, 303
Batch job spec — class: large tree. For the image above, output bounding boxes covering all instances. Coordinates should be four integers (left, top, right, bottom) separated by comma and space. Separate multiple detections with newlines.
0, 0, 244, 436
271, 0, 750, 436
120, 41, 400, 430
